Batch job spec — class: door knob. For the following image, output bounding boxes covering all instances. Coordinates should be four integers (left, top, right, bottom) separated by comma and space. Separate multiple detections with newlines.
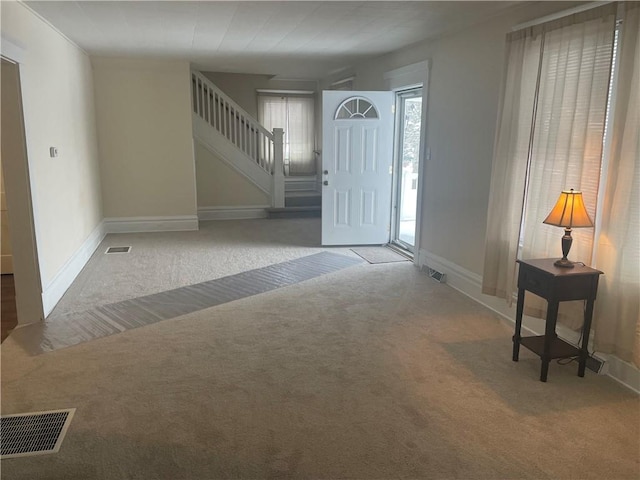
323, 170, 329, 175
323, 180, 329, 186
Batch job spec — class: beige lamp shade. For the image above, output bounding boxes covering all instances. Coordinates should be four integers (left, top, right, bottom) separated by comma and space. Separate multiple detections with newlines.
543, 189, 594, 228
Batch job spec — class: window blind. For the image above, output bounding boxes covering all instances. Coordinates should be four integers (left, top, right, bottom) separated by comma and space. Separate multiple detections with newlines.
257, 93, 316, 176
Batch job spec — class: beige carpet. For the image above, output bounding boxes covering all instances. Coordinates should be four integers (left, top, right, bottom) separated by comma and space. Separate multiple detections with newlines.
12, 252, 362, 354
1, 220, 638, 479
48, 218, 357, 318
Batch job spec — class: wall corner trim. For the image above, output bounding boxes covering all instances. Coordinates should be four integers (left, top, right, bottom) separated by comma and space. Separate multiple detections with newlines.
41, 221, 106, 317
198, 205, 269, 221
17, 2, 89, 56
417, 249, 640, 394
103, 215, 199, 234
1, 35, 26, 63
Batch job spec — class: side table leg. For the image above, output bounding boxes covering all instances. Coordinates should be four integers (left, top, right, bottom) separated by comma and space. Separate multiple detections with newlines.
540, 301, 559, 382
578, 298, 596, 377
513, 288, 525, 362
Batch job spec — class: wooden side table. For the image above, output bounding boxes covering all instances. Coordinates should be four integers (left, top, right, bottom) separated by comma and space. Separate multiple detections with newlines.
512, 259, 603, 382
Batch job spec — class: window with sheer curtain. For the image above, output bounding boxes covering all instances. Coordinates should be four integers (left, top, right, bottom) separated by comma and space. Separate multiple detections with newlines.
483, 3, 640, 366
257, 93, 316, 176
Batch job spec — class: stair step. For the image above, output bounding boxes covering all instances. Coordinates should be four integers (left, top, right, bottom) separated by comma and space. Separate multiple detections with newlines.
285, 190, 320, 196
285, 194, 321, 207
285, 176, 318, 192
267, 206, 321, 219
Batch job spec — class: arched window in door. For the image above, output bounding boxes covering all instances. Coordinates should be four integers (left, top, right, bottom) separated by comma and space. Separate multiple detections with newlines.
335, 97, 379, 119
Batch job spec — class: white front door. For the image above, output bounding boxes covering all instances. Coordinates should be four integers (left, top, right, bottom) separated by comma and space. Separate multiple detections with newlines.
321, 91, 394, 246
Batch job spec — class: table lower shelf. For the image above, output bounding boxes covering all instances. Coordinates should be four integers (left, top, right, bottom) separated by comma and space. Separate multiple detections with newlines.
519, 335, 581, 359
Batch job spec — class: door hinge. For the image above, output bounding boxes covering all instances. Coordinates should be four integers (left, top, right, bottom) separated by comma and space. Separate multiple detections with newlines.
389, 165, 393, 175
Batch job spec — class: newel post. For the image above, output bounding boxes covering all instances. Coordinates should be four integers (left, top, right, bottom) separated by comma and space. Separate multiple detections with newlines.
272, 127, 285, 208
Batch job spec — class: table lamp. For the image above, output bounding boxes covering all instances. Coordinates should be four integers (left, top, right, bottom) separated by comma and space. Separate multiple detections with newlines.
543, 189, 593, 268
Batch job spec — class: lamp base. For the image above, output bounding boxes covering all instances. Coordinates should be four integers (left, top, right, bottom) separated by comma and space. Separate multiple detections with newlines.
554, 228, 575, 268
554, 257, 575, 268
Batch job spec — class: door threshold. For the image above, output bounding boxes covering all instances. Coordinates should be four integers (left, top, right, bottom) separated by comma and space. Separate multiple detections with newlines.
387, 243, 414, 260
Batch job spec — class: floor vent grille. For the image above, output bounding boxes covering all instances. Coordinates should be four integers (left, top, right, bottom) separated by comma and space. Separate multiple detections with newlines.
586, 355, 606, 374
427, 267, 446, 283
0, 409, 75, 458
105, 246, 131, 254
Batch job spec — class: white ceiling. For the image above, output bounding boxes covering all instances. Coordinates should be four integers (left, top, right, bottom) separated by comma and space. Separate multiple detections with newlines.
24, 1, 522, 79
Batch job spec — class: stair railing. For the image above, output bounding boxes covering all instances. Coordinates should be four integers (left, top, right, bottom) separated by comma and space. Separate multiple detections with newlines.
272, 128, 285, 208
191, 70, 284, 207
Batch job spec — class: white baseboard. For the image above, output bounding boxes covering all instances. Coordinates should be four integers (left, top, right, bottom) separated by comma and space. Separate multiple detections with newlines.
40, 215, 198, 317
198, 205, 269, 221
42, 221, 106, 317
418, 249, 640, 394
103, 215, 199, 233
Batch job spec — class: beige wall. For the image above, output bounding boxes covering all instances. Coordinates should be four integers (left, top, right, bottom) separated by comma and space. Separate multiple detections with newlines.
1, 2, 103, 289
323, 2, 578, 275
203, 72, 318, 118
92, 58, 197, 218
194, 141, 270, 207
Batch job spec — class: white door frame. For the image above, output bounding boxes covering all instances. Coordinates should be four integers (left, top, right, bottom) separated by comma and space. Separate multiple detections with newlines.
384, 61, 430, 265
1, 51, 45, 325
390, 86, 423, 254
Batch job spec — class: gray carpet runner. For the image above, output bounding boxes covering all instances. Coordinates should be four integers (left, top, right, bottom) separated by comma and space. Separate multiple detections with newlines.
11, 252, 363, 355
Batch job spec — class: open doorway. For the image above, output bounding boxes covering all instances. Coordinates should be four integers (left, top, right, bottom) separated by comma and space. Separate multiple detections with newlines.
391, 87, 423, 254
1, 56, 45, 329
1, 154, 17, 341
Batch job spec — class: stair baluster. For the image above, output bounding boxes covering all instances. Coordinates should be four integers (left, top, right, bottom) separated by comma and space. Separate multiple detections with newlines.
191, 70, 284, 204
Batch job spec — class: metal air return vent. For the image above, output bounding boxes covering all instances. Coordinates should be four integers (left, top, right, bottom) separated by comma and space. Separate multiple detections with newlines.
1, 409, 75, 458
105, 246, 131, 254
427, 267, 446, 283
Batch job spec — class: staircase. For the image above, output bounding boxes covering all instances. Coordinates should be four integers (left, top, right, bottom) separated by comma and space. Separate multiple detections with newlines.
267, 177, 321, 218
191, 70, 320, 218
191, 70, 285, 208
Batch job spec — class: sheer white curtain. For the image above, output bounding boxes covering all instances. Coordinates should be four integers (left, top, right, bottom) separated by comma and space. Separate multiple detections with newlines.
483, 4, 620, 324
520, 10, 616, 269
517, 7, 617, 326
593, 3, 640, 365
286, 96, 315, 175
484, 3, 640, 366
258, 95, 287, 138
482, 30, 542, 300
258, 93, 316, 176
